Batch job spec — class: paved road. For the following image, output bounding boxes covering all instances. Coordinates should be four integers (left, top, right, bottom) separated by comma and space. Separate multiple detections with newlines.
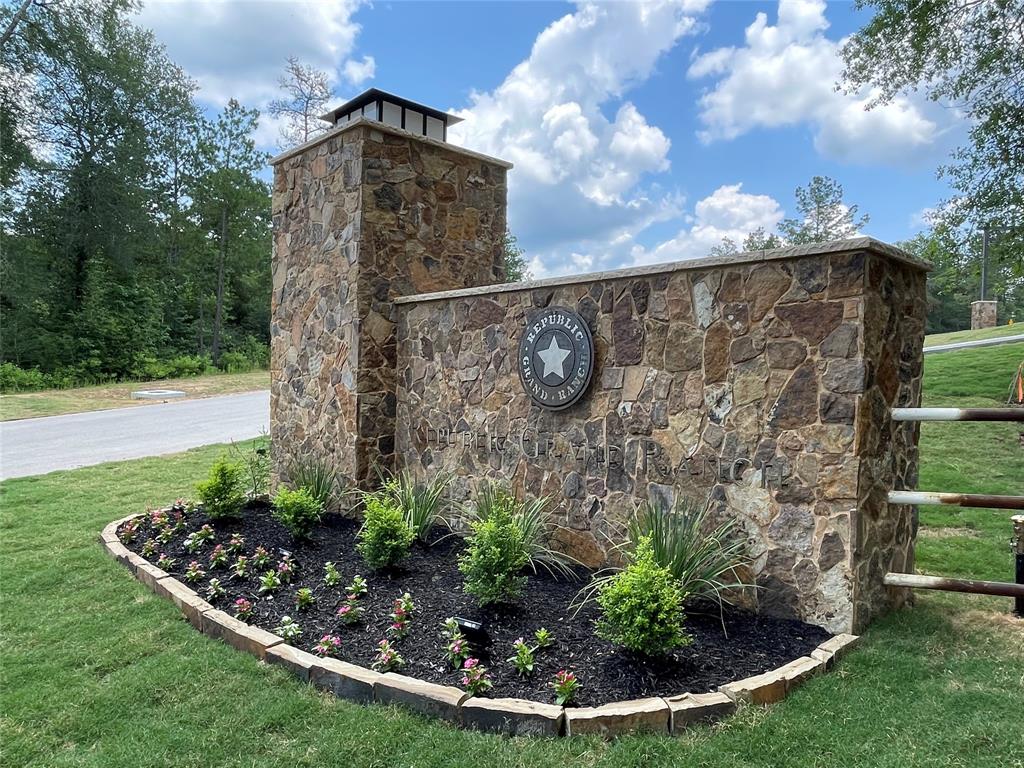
0, 390, 269, 481
924, 333, 1024, 354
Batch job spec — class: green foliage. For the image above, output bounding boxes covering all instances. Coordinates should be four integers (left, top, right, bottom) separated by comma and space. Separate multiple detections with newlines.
596, 537, 690, 655
272, 487, 323, 539
289, 457, 340, 511
380, 469, 450, 543
626, 497, 747, 607
195, 456, 246, 520
459, 497, 529, 605
0, 363, 52, 393
842, 0, 1024, 270
470, 484, 577, 579
743, 226, 783, 250
229, 432, 270, 499
500, 230, 531, 282
356, 495, 415, 569
0, 1, 271, 382
778, 176, 868, 245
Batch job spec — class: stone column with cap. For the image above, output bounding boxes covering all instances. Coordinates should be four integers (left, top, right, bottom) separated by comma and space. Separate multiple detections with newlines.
269, 90, 511, 495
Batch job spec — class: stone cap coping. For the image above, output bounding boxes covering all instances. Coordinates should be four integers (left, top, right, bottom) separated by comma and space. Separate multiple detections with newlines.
393, 237, 931, 307
100, 510, 861, 739
269, 114, 514, 170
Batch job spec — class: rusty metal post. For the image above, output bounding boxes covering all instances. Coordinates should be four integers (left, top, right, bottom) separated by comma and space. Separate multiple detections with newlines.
1013, 515, 1024, 617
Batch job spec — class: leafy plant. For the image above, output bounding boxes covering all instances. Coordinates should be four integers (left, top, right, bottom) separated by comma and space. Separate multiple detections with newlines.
336, 596, 364, 625
232, 556, 249, 579
506, 638, 535, 677
227, 532, 245, 554
183, 524, 215, 554
233, 598, 254, 620
356, 495, 415, 569
346, 574, 367, 597
534, 627, 553, 649
205, 578, 226, 599
626, 497, 747, 607
380, 469, 451, 543
141, 538, 157, 557
184, 560, 205, 583
469, 483, 577, 579
208, 544, 228, 569
196, 456, 247, 519
289, 456, 340, 511
156, 553, 176, 570
550, 670, 580, 705
295, 587, 315, 610
459, 498, 529, 605
596, 536, 690, 656
229, 431, 270, 498
275, 616, 302, 641
460, 658, 492, 697
386, 592, 414, 640
372, 639, 404, 671
258, 571, 281, 594
252, 546, 271, 569
323, 561, 341, 587
118, 519, 139, 543
276, 554, 296, 583
272, 486, 323, 539
313, 634, 342, 657
442, 618, 470, 669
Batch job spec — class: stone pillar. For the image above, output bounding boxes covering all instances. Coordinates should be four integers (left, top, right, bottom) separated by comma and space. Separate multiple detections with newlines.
971, 300, 997, 329
269, 120, 511, 493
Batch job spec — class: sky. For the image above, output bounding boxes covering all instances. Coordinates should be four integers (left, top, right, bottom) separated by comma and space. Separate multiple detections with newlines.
135, 0, 962, 278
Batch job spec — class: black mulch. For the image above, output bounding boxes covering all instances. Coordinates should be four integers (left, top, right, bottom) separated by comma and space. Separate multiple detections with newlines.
120, 502, 831, 707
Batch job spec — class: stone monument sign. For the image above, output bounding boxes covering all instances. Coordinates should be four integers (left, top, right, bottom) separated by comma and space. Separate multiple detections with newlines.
270, 90, 930, 634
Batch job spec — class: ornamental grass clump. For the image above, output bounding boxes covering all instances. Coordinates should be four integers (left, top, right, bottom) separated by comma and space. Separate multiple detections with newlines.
459, 497, 529, 606
596, 536, 690, 655
380, 468, 452, 543
196, 456, 247, 519
272, 486, 323, 539
468, 484, 577, 579
356, 494, 415, 569
289, 457, 340, 511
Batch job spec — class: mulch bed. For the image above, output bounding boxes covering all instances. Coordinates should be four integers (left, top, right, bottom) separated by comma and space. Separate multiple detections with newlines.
120, 501, 831, 707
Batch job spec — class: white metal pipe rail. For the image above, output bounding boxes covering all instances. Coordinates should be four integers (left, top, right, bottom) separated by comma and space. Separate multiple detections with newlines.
891, 407, 1024, 422
888, 490, 1024, 510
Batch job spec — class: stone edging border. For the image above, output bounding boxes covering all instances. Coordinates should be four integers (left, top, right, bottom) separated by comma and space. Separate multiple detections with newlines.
100, 513, 860, 738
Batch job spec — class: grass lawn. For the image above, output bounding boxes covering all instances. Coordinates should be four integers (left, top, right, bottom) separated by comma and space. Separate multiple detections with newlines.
924, 323, 1022, 347
2, 345, 1022, 767
0, 369, 270, 422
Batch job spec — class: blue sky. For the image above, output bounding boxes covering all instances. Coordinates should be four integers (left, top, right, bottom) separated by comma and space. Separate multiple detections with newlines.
136, 0, 962, 277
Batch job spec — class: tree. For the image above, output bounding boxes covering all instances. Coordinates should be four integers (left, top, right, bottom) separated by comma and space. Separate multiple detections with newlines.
842, 0, 1023, 272
708, 237, 739, 257
268, 57, 332, 147
501, 230, 531, 282
778, 176, 868, 244
743, 227, 783, 251
192, 100, 270, 367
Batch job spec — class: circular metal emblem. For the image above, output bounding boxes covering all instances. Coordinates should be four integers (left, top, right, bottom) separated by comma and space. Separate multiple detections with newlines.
517, 306, 594, 410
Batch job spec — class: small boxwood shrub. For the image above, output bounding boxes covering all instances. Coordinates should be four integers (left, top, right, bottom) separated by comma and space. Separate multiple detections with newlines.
356, 495, 414, 569
459, 500, 529, 605
596, 536, 690, 655
196, 456, 246, 519
273, 486, 323, 539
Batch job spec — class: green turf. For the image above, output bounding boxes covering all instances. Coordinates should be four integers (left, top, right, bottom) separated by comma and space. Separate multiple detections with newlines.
924, 324, 1023, 347
2, 347, 1023, 767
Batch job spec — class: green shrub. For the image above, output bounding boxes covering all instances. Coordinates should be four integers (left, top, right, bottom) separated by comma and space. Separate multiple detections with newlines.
627, 497, 746, 607
356, 495, 415, 569
596, 536, 690, 655
381, 469, 450, 542
196, 456, 247, 519
459, 499, 529, 605
273, 487, 323, 539
218, 351, 253, 373
470, 484, 576, 578
290, 457, 339, 510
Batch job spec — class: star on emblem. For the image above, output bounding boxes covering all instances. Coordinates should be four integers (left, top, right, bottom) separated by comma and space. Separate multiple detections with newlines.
537, 334, 571, 380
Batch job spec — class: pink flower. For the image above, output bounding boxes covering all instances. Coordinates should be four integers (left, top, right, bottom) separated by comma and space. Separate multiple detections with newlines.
338, 605, 351, 615
464, 658, 478, 669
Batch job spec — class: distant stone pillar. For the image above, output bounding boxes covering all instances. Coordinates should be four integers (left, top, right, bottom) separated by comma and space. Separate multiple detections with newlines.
269, 115, 511, 493
971, 300, 997, 329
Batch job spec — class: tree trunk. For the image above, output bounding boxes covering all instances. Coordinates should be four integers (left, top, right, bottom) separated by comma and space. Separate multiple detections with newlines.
211, 205, 227, 367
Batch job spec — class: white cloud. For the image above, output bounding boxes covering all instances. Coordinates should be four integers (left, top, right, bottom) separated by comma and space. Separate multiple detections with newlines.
688, 0, 951, 166
135, 0, 373, 147
342, 55, 376, 86
448, 1, 710, 269
631, 183, 784, 265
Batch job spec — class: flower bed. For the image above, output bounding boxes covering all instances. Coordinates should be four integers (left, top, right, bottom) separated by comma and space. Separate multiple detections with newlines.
116, 500, 832, 708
